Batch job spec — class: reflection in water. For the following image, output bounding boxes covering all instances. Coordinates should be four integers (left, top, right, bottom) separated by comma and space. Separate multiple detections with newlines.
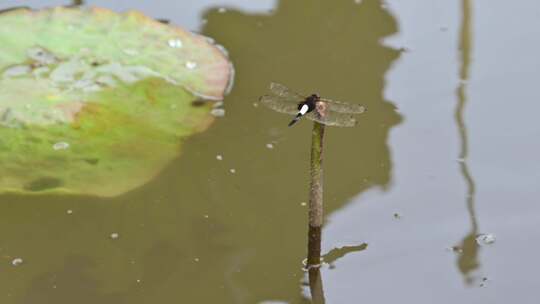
306, 226, 326, 304
322, 243, 367, 267
454, 0, 481, 285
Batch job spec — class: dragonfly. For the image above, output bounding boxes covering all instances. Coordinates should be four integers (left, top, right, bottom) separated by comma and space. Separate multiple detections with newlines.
259, 82, 366, 127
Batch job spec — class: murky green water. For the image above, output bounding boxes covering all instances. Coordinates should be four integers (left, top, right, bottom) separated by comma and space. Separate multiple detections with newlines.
1, 0, 540, 303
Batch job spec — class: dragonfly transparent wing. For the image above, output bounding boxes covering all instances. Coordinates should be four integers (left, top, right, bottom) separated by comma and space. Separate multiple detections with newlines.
260, 82, 306, 115
269, 82, 306, 100
259, 94, 300, 115
305, 110, 358, 127
319, 98, 366, 114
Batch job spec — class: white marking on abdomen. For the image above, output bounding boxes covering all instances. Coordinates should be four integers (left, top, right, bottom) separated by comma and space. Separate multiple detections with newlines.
299, 104, 309, 115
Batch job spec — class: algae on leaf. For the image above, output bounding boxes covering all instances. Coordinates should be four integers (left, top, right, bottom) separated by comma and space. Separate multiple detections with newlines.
0, 7, 233, 196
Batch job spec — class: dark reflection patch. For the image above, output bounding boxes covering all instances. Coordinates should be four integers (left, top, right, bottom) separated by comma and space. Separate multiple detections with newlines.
24, 177, 64, 191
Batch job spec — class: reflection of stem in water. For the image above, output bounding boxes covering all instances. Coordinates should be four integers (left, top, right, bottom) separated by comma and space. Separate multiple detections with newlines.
455, 0, 479, 284
307, 225, 326, 304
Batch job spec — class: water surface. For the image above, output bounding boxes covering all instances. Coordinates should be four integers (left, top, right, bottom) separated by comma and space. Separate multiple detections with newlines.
1, 0, 539, 303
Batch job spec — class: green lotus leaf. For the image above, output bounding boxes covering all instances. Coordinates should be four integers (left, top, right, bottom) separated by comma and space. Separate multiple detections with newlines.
0, 7, 233, 196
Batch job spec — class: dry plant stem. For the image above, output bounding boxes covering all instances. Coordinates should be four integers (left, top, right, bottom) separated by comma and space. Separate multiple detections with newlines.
309, 121, 325, 228
307, 121, 325, 267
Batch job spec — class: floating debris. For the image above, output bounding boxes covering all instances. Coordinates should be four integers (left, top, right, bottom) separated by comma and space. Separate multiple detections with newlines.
194, 258, 200, 262
66, 209, 73, 215
52, 141, 70, 150
110, 232, 120, 240
229, 168, 236, 174
216, 154, 223, 161
11, 258, 23, 266
266, 143, 274, 149
476, 233, 496, 245
480, 277, 489, 287
449, 246, 463, 254
300, 202, 307, 207
393, 213, 401, 219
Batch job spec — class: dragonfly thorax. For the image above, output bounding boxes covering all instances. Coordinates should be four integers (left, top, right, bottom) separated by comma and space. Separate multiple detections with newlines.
298, 94, 320, 114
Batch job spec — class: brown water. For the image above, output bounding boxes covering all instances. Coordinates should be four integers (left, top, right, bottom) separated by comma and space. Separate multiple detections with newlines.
1, 0, 540, 303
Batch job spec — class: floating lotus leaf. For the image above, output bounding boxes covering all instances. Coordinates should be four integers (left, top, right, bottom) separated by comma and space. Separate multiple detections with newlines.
0, 7, 233, 196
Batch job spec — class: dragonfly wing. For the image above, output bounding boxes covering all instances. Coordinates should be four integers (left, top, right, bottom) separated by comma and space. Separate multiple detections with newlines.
319, 98, 366, 114
270, 82, 306, 100
305, 110, 358, 127
259, 95, 300, 115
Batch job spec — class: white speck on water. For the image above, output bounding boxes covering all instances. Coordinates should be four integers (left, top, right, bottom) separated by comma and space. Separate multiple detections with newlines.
66, 209, 73, 215
194, 258, 200, 262
11, 258, 23, 266
168, 38, 183, 48
204, 214, 209, 218
218, 7, 227, 13
216, 154, 223, 161
354, 0, 363, 4
136, 279, 141, 283
266, 143, 274, 149
253, 102, 259, 108
185, 61, 197, 69
211, 108, 225, 117
476, 233, 496, 245
53, 142, 70, 151
300, 202, 307, 207
229, 168, 236, 174
110, 232, 120, 240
